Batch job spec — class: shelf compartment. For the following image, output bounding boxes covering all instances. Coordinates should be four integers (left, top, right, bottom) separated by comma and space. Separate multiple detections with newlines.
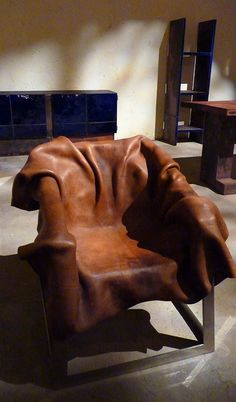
183, 51, 212, 57
180, 90, 207, 96
177, 125, 204, 133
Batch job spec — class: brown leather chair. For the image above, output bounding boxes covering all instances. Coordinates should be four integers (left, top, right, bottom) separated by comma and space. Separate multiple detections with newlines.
12, 135, 236, 344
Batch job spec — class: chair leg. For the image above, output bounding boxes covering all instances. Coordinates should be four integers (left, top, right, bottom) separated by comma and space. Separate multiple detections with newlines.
172, 302, 203, 343
173, 286, 215, 351
40, 286, 52, 357
202, 287, 215, 351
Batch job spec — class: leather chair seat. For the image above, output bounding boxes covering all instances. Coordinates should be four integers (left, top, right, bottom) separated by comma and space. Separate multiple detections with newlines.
12, 135, 236, 339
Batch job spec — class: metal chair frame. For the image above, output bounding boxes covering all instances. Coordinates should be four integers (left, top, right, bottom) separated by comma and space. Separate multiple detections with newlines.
44, 288, 215, 386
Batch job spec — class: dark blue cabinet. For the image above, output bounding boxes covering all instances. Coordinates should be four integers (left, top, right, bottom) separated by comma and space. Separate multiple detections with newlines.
51, 91, 117, 138
11, 94, 47, 139
0, 90, 117, 141
0, 95, 13, 139
0, 94, 47, 139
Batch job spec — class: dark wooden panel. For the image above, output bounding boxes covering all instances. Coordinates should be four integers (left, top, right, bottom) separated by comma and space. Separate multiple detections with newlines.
163, 18, 185, 145
190, 20, 216, 142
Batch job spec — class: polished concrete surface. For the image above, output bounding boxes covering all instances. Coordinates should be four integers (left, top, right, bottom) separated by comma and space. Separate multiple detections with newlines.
0, 141, 236, 401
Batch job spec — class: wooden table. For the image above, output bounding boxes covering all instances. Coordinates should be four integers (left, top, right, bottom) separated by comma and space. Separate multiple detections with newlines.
182, 101, 236, 195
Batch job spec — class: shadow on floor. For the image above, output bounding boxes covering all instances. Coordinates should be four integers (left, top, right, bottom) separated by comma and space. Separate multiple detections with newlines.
0, 254, 197, 388
0, 254, 49, 386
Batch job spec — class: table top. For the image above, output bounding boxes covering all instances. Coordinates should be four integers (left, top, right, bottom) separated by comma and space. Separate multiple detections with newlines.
182, 100, 236, 116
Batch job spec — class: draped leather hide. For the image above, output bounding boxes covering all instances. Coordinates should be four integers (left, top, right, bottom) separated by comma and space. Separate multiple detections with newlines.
12, 135, 236, 339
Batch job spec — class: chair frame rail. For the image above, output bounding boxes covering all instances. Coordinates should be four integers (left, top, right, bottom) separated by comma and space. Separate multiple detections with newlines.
43, 287, 215, 386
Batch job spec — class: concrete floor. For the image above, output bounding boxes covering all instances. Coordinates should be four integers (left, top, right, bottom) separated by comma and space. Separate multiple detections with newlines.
0, 140, 236, 402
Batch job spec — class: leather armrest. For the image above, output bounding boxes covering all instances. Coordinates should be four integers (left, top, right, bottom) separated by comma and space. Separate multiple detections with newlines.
19, 176, 80, 338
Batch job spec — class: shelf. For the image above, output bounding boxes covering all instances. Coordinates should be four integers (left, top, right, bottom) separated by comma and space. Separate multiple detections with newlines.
181, 99, 206, 108
177, 125, 204, 133
183, 51, 212, 57
180, 90, 207, 96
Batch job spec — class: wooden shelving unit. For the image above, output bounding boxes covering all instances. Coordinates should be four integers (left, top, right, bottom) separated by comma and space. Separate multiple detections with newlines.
163, 18, 216, 145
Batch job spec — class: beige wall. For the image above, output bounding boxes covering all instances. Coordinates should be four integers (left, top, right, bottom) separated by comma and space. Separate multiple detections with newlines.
0, 0, 235, 139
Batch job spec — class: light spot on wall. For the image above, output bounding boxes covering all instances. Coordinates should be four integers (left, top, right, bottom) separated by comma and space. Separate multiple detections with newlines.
224, 58, 231, 77
0, 42, 61, 91
76, 21, 167, 139
209, 62, 236, 100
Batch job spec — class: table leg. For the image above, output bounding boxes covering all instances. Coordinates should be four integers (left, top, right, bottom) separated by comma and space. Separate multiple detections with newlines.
200, 113, 236, 195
